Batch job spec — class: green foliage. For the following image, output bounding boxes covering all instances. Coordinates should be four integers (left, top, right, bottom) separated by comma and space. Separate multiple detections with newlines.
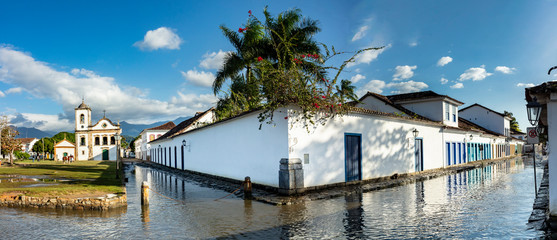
214, 8, 382, 127
120, 136, 128, 148
14, 150, 30, 160
504, 111, 521, 132
129, 135, 141, 152
52, 132, 75, 143
32, 138, 54, 154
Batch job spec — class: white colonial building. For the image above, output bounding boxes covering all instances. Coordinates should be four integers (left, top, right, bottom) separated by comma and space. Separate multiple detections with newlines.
136, 121, 176, 160
74, 101, 122, 160
459, 103, 512, 137
54, 138, 75, 161
146, 91, 524, 194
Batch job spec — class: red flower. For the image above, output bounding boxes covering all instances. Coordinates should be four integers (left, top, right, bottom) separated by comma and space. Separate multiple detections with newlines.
284, 116, 288, 119
338, 103, 342, 106
248, 10, 252, 15
239, 28, 244, 33
322, 96, 326, 98
301, 54, 305, 58
257, 56, 263, 62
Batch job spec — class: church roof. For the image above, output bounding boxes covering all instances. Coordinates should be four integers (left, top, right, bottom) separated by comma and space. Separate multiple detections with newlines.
76, 100, 91, 110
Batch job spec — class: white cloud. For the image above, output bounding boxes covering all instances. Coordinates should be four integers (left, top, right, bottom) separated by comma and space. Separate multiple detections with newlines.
459, 65, 492, 81
347, 44, 391, 68
409, 42, 418, 47
0, 90, 4, 97
356, 79, 386, 96
0, 46, 217, 131
495, 66, 516, 74
6, 87, 22, 94
450, 83, 464, 89
180, 69, 215, 87
134, 27, 183, 51
350, 74, 366, 84
170, 92, 217, 108
437, 56, 453, 67
440, 77, 449, 84
386, 80, 428, 94
8, 113, 73, 132
200, 50, 230, 70
351, 25, 369, 42
393, 65, 417, 81
517, 83, 535, 88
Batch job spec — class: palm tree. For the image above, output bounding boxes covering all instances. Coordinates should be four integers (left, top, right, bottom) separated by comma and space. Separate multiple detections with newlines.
213, 20, 265, 95
335, 79, 358, 103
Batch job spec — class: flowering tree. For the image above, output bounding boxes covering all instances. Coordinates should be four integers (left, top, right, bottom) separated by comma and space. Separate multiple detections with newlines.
0, 122, 21, 165
215, 8, 383, 128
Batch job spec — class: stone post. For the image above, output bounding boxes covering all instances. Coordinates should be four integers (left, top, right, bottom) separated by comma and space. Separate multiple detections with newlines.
278, 158, 304, 195
243, 176, 253, 200
141, 181, 149, 206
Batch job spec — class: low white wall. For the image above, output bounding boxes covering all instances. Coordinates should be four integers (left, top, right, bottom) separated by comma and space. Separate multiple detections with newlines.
288, 111, 445, 187
152, 110, 289, 187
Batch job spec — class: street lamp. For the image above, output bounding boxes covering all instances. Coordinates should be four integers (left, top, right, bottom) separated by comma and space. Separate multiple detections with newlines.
412, 128, 419, 138
526, 97, 542, 198
526, 97, 542, 126
182, 139, 187, 146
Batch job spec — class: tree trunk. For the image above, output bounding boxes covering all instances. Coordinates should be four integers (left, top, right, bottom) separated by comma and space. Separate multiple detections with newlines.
9, 150, 13, 165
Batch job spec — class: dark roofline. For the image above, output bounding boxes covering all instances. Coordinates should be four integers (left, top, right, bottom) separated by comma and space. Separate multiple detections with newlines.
387, 90, 465, 105
150, 108, 214, 143
457, 117, 503, 137
357, 91, 435, 122
459, 103, 509, 118
151, 106, 444, 145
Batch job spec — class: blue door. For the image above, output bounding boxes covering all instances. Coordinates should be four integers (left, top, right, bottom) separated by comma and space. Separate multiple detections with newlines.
345, 134, 362, 182
415, 139, 423, 172
174, 146, 177, 169
446, 143, 451, 165
181, 145, 185, 170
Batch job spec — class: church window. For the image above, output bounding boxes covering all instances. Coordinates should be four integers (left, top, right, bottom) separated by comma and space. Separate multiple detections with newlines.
103, 136, 108, 145
80, 137, 85, 146
110, 136, 115, 145
82, 151, 85, 155
95, 137, 100, 145
80, 114, 85, 124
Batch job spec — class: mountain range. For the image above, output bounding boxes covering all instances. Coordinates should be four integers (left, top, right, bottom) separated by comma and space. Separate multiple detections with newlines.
13, 116, 191, 139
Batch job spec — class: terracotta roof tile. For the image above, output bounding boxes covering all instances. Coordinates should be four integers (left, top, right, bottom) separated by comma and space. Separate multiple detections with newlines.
146, 121, 176, 131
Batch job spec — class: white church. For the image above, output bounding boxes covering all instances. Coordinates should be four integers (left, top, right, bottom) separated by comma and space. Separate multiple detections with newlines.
74, 101, 122, 160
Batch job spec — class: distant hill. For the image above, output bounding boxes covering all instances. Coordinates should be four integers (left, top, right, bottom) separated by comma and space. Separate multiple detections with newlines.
119, 116, 190, 137
12, 126, 52, 139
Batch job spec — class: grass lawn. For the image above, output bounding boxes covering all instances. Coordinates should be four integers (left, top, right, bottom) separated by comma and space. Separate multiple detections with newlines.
0, 160, 124, 198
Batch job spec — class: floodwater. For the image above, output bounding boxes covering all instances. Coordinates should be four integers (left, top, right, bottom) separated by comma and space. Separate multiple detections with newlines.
0, 156, 546, 239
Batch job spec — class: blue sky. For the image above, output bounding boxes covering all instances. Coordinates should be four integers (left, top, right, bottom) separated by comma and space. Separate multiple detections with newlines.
0, 0, 555, 132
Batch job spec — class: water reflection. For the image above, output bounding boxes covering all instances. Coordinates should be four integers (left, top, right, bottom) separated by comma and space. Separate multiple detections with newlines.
0, 157, 545, 239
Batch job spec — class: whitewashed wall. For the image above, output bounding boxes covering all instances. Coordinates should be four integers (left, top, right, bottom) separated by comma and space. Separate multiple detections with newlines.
547, 96, 557, 216
460, 106, 506, 135
398, 101, 443, 122
287, 110, 445, 187
153, 110, 289, 187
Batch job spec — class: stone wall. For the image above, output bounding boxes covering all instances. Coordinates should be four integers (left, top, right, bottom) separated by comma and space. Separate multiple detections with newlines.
0, 193, 126, 211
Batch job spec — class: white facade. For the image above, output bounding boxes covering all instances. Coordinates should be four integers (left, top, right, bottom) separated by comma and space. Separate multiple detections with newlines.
140, 129, 169, 161
149, 105, 513, 189
74, 102, 121, 161
151, 110, 287, 186
134, 138, 142, 159
54, 139, 75, 161
459, 104, 511, 136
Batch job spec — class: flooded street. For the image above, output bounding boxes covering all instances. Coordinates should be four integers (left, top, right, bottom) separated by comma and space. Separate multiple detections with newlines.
0, 156, 546, 239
